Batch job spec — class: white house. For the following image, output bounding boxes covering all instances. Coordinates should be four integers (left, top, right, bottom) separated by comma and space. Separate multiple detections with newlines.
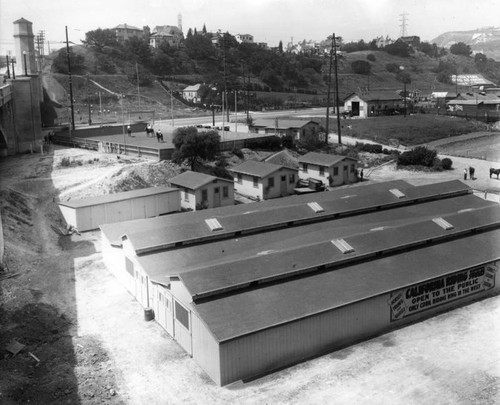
149, 25, 183, 48
344, 91, 403, 118
169, 171, 234, 211
298, 152, 358, 187
231, 160, 298, 201
235, 34, 254, 43
182, 84, 202, 103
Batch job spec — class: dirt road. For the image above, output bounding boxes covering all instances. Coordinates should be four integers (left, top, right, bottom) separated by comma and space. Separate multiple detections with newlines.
1, 145, 499, 404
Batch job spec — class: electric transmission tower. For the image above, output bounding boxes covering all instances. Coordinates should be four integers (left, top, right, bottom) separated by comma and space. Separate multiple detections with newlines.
399, 13, 408, 37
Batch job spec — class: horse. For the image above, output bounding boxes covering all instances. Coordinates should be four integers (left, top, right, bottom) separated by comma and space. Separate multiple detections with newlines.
490, 168, 500, 179
145, 125, 155, 137
156, 131, 164, 142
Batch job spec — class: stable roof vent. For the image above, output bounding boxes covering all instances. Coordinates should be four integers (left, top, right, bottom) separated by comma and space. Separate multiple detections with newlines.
432, 217, 454, 230
307, 202, 324, 213
389, 188, 406, 199
205, 218, 223, 231
331, 238, 355, 254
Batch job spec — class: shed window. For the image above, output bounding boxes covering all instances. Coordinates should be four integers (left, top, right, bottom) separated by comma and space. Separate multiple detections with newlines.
223, 186, 229, 198
319, 166, 325, 176
302, 163, 308, 173
184, 188, 189, 202
333, 167, 339, 176
350, 164, 355, 173
201, 189, 208, 202
289, 173, 295, 184
237, 173, 243, 184
253, 176, 259, 188
175, 301, 190, 330
268, 177, 275, 188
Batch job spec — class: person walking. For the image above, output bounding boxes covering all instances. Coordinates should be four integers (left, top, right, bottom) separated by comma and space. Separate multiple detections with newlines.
463, 168, 467, 180
127, 125, 132, 137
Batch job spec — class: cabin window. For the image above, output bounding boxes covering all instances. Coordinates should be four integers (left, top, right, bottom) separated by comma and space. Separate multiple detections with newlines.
333, 167, 339, 176
253, 176, 259, 188
351, 164, 356, 173
302, 163, 308, 173
237, 173, 243, 184
201, 189, 208, 202
175, 301, 190, 330
184, 188, 189, 202
289, 173, 295, 184
268, 177, 275, 188
223, 186, 229, 198
319, 166, 325, 176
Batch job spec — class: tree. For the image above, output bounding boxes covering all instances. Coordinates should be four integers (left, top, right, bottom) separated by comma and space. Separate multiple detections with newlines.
52, 47, 86, 74
83, 28, 119, 51
450, 42, 472, 56
351, 60, 371, 75
385, 40, 410, 57
172, 127, 220, 170
278, 40, 283, 53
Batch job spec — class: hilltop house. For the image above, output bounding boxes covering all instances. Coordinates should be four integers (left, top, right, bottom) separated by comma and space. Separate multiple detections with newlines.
344, 91, 403, 118
112, 24, 144, 42
168, 171, 234, 210
298, 152, 358, 187
235, 34, 254, 44
232, 160, 298, 200
150, 25, 183, 48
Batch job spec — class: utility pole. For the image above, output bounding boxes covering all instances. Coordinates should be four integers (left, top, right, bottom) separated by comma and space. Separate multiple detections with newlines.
65, 26, 75, 131
333, 34, 342, 144
6, 55, 10, 79
136, 62, 141, 110
87, 74, 92, 125
325, 34, 334, 144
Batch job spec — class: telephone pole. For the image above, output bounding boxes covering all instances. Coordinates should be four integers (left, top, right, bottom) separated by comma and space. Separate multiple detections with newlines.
333, 34, 342, 145
65, 26, 75, 131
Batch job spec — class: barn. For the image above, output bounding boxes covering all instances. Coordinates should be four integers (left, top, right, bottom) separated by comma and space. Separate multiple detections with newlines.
58, 186, 180, 232
100, 180, 499, 386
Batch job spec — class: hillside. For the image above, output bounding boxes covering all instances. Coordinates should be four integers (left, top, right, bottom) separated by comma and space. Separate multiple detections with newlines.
432, 26, 500, 60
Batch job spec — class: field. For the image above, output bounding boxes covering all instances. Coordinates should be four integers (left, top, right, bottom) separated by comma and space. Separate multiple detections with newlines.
332, 114, 491, 146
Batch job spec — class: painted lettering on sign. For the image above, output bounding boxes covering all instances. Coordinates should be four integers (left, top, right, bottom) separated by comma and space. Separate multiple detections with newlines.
388, 262, 497, 321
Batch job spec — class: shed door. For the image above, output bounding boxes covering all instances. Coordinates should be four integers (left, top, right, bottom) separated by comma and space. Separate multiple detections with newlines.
343, 165, 349, 184
156, 289, 174, 336
280, 175, 287, 196
174, 300, 192, 355
352, 101, 360, 116
213, 187, 221, 208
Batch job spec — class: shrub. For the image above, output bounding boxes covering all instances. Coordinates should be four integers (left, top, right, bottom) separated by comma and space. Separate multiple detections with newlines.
367, 54, 376, 62
246, 136, 282, 150
386, 63, 400, 73
232, 148, 244, 159
397, 146, 437, 167
351, 60, 371, 75
60, 157, 71, 167
441, 157, 453, 170
355, 142, 383, 154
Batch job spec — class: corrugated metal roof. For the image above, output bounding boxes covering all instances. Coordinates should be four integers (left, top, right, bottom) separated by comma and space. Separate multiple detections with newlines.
231, 160, 284, 178
298, 152, 356, 167
178, 204, 500, 300
349, 91, 402, 102
168, 171, 231, 190
100, 180, 414, 244
124, 180, 470, 253
193, 229, 500, 342
58, 186, 178, 209
141, 194, 494, 286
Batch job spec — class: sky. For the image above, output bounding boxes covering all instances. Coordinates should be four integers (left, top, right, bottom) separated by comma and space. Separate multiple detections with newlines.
1, 0, 500, 56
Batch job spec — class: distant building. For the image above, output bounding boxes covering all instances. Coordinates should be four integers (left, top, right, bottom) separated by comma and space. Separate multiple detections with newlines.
182, 84, 202, 103
298, 152, 358, 187
112, 23, 144, 42
249, 119, 320, 141
169, 171, 234, 211
235, 34, 254, 44
375, 35, 394, 48
400, 35, 421, 48
150, 25, 183, 48
344, 91, 403, 118
232, 160, 298, 200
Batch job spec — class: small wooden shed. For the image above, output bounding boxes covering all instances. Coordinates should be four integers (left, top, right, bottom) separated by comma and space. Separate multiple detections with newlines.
58, 186, 180, 232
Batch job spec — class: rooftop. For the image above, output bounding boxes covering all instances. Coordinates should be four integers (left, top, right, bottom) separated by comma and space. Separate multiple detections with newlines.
299, 151, 356, 167
231, 160, 285, 178
168, 171, 231, 190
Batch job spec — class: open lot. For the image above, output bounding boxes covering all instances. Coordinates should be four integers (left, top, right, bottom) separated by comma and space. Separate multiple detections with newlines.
1, 138, 499, 404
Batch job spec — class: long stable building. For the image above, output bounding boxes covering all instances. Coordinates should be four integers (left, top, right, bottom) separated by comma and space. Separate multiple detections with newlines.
100, 180, 500, 386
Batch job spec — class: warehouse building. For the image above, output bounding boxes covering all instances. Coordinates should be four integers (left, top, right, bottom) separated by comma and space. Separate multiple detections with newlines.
100, 180, 500, 386
58, 186, 180, 232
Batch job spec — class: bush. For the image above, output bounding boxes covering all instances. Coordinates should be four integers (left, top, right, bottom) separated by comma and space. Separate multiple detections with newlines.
367, 54, 376, 62
355, 142, 383, 154
386, 63, 400, 73
351, 60, 371, 75
397, 146, 437, 167
60, 157, 71, 167
246, 136, 282, 150
232, 148, 244, 159
441, 157, 453, 170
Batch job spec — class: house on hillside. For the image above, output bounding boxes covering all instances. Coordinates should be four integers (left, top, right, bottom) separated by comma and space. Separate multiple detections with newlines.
235, 34, 254, 44
344, 91, 403, 118
112, 24, 144, 42
150, 25, 183, 48
298, 152, 358, 187
249, 119, 321, 141
232, 160, 298, 200
182, 84, 202, 103
168, 171, 234, 210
